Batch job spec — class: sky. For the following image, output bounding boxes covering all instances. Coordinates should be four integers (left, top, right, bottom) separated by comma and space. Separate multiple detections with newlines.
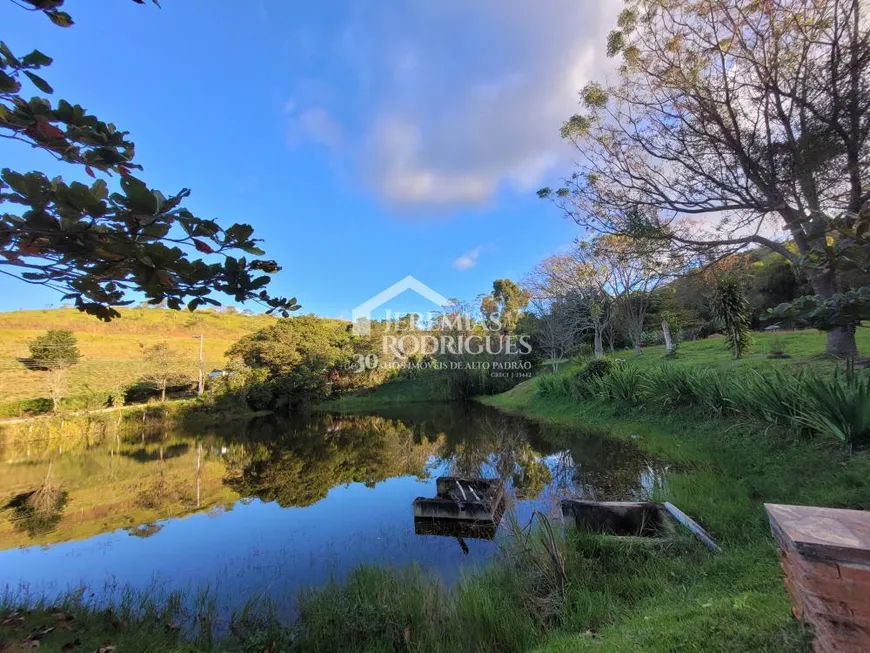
0, 0, 622, 320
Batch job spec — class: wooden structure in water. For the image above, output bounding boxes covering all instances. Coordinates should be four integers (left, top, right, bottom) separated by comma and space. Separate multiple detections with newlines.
413, 477, 506, 540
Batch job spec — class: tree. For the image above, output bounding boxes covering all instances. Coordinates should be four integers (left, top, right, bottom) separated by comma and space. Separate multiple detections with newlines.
523, 291, 580, 372
140, 342, 189, 402
27, 329, 80, 411
546, 242, 619, 357
541, 0, 870, 357
713, 276, 753, 359
480, 279, 530, 334
227, 316, 354, 410
524, 249, 615, 365
0, 0, 299, 321
28, 328, 80, 369
592, 236, 673, 355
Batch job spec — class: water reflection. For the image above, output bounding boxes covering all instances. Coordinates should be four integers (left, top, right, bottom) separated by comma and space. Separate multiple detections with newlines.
5, 463, 69, 538
0, 404, 666, 613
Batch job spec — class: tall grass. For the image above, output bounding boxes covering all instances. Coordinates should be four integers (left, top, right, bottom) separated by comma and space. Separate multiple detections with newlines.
543, 357, 870, 449
799, 362, 870, 450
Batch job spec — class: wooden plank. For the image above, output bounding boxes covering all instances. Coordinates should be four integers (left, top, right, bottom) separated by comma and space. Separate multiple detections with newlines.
765, 503, 870, 565
663, 502, 720, 552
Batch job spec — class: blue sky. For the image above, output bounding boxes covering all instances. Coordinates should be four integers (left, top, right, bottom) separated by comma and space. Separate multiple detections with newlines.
0, 0, 619, 319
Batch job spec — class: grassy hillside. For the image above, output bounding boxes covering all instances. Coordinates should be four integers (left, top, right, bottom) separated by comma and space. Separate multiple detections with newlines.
0, 307, 279, 413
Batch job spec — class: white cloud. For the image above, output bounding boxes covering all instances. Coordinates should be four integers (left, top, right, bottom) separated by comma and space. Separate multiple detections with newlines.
453, 246, 483, 270
286, 0, 622, 210
296, 107, 342, 149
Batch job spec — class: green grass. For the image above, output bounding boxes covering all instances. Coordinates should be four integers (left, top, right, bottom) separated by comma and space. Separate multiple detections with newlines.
610, 328, 870, 371
321, 375, 448, 411
6, 328, 868, 651
0, 307, 278, 416
475, 362, 870, 650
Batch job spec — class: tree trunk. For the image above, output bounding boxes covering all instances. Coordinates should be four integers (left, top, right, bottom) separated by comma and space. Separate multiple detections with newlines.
594, 328, 604, 359
662, 320, 673, 353
160, 383, 166, 402
810, 269, 860, 357
826, 326, 859, 358
631, 328, 643, 355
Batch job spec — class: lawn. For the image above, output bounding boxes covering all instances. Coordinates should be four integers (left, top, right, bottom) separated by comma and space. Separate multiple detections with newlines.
609, 328, 870, 371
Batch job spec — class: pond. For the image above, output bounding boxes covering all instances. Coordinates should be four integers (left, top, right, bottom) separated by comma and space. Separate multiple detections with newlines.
0, 404, 665, 617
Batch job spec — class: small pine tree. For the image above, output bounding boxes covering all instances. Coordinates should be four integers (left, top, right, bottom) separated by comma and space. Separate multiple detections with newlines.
27, 330, 81, 412
28, 330, 81, 370
713, 277, 752, 359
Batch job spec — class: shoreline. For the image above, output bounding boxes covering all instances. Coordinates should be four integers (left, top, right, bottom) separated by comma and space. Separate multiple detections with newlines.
5, 362, 868, 650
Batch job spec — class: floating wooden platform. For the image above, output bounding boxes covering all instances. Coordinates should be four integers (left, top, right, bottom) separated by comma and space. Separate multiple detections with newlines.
413, 477, 505, 523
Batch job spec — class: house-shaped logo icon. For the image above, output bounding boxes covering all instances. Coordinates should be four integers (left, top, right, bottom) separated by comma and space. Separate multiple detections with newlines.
352, 275, 450, 336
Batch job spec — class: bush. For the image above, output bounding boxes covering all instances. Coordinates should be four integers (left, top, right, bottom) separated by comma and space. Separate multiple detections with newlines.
641, 329, 667, 347
570, 358, 616, 400
691, 369, 736, 417
729, 369, 806, 432
536, 355, 869, 450
539, 373, 574, 398
767, 337, 791, 359
641, 364, 704, 410
577, 358, 614, 383
592, 363, 644, 405
799, 363, 870, 449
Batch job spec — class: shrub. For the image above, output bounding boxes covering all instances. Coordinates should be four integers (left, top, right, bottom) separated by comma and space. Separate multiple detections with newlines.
726, 369, 805, 432
767, 337, 791, 359
597, 363, 644, 405
692, 369, 736, 417
641, 364, 704, 410
577, 358, 614, 382
571, 358, 616, 400
539, 373, 574, 398
641, 329, 667, 347
798, 363, 870, 450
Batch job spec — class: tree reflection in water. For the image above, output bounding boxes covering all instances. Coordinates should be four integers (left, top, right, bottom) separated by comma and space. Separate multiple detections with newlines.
0, 404, 665, 548
223, 413, 444, 508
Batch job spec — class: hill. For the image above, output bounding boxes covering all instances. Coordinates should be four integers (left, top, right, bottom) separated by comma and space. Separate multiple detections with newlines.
0, 307, 280, 415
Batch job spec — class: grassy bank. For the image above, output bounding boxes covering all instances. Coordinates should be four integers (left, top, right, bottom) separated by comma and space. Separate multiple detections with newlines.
4, 330, 868, 651
321, 376, 445, 411
312, 331, 868, 650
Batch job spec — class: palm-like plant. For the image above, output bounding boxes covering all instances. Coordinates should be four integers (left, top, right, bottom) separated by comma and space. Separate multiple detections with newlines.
712, 277, 752, 359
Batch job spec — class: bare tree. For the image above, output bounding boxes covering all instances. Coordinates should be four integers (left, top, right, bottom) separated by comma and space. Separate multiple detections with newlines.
140, 342, 190, 402
593, 236, 674, 355
523, 288, 581, 372
542, 0, 870, 357
529, 245, 617, 359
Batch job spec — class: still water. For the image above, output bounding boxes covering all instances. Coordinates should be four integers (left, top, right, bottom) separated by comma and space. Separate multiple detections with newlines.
0, 404, 664, 615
